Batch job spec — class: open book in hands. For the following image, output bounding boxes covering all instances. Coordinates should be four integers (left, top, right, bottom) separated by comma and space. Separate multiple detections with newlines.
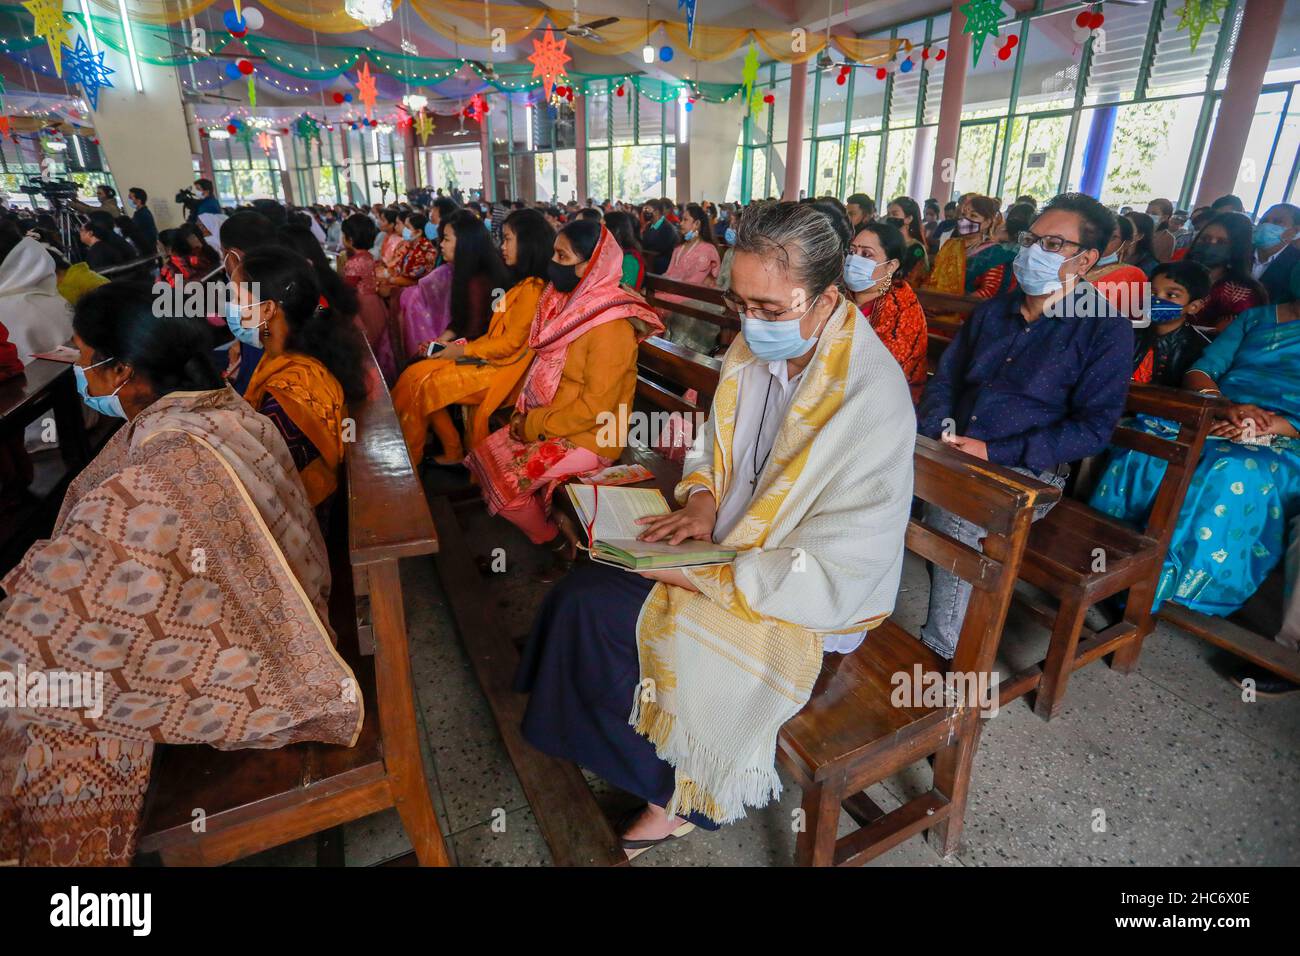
565, 484, 735, 571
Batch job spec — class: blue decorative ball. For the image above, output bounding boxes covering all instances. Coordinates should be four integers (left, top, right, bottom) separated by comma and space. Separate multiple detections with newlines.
684, 101, 694, 111
344, 93, 353, 103
899, 59, 914, 73
659, 46, 674, 62
224, 61, 242, 80
222, 10, 246, 32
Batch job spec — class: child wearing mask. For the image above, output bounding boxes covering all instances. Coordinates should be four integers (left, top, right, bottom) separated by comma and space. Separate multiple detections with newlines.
1132, 260, 1210, 386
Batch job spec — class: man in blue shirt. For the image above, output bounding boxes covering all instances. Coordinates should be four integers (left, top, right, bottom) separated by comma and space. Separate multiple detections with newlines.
188, 178, 222, 223
917, 193, 1134, 660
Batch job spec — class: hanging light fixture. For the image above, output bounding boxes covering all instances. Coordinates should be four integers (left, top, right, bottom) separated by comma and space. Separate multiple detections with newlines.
345, 0, 394, 29
403, 93, 428, 111
642, 1, 654, 63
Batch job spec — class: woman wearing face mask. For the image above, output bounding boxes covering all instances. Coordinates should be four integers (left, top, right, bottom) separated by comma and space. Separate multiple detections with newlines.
923, 194, 1017, 306
657, 203, 723, 354
886, 196, 930, 286
465, 220, 663, 573
229, 248, 368, 507
393, 209, 554, 467
378, 211, 438, 301
1184, 211, 1267, 331
1123, 211, 1161, 277
1085, 213, 1149, 322
602, 211, 646, 290
513, 202, 915, 858
0, 282, 361, 865
396, 224, 454, 360
845, 220, 928, 402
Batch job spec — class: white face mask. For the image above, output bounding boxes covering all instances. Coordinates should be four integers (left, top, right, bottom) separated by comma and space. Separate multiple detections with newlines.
1013, 243, 1083, 296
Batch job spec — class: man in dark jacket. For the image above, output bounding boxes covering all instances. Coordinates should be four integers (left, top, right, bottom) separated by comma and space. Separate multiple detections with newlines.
639, 199, 678, 275
1252, 203, 1300, 305
127, 187, 157, 253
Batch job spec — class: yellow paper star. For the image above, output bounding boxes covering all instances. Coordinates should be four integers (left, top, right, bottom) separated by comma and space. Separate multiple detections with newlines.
529, 27, 571, 101
23, 0, 72, 77
414, 110, 434, 144
356, 61, 377, 118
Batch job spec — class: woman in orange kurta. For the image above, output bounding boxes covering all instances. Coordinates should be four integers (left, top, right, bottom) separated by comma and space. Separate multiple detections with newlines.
232, 248, 368, 507
393, 209, 555, 466
1086, 212, 1148, 323
846, 220, 928, 402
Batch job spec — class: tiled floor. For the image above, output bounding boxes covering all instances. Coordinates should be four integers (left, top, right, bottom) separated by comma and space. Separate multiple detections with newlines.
242, 495, 1300, 867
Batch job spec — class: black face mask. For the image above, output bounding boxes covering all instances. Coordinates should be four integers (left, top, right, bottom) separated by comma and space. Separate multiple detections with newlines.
549, 259, 582, 293
885, 216, 905, 230
1189, 243, 1231, 267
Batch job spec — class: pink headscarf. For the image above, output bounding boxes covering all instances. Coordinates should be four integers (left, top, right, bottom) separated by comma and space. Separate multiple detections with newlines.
517, 225, 662, 411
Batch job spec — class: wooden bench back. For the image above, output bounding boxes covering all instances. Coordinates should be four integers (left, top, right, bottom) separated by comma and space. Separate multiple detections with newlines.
910, 436, 1060, 675
642, 274, 740, 332
635, 336, 723, 416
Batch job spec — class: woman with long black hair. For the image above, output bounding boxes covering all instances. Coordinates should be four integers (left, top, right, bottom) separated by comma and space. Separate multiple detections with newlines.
0, 281, 360, 865
886, 195, 930, 285
230, 247, 368, 506
394, 208, 555, 466
430, 207, 515, 344
1184, 211, 1268, 330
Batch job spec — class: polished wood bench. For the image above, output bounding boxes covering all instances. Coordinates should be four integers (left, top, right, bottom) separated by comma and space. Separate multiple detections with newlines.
135, 347, 450, 866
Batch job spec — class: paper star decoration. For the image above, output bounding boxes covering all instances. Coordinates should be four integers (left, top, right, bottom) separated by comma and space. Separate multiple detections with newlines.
414, 110, 434, 144
62, 35, 114, 110
679, 0, 698, 48
257, 131, 273, 152
295, 112, 320, 142
740, 42, 760, 112
23, 0, 73, 77
1175, 0, 1227, 53
356, 62, 377, 118
960, 0, 1007, 66
466, 92, 489, 121
528, 27, 571, 101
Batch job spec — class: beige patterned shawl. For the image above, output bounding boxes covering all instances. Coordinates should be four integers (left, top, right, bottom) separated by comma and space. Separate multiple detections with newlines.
0, 387, 361, 865
632, 298, 916, 824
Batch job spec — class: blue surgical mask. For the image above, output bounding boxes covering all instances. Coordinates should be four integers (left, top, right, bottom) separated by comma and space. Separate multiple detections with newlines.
1013, 242, 1077, 296
225, 298, 266, 348
74, 357, 128, 418
402, 227, 414, 241
1095, 251, 1120, 267
424, 222, 438, 241
725, 227, 737, 245
741, 301, 826, 361
684, 230, 698, 242
1148, 295, 1184, 325
843, 254, 879, 293
1253, 222, 1288, 249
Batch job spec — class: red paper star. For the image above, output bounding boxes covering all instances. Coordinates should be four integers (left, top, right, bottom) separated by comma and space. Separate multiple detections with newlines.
466, 92, 489, 121
528, 27, 571, 101
356, 61, 377, 118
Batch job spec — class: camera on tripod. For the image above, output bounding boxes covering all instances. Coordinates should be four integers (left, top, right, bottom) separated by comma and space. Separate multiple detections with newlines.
175, 187, 200, 212
19, 177, 81, 207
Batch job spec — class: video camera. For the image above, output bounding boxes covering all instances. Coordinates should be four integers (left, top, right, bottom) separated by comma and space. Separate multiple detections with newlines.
19, 177, 81, 207
175, 186, 200, 212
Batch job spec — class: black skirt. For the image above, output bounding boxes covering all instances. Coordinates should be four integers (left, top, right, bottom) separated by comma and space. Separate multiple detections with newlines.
513, 561, 722, 830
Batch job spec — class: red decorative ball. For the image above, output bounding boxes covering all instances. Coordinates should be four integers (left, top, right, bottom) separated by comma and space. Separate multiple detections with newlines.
616, 85, 625, 97
763, 93, 775, 104
230, 28, 247, 39
836, 74, 847, 85
332, 92, 345, 104
199, 129, 208, 137
1006, 34, 1019, 47
280, 127, 289, 134
1088, 12, 1105, 28
997, 46, 1012, 60
237, 59, 254, 75
1075, 12, 1090, 27
921, 47, 930, 59
226, 124, 237, 133
935, 48, 946, 61
875, 67, 887, 79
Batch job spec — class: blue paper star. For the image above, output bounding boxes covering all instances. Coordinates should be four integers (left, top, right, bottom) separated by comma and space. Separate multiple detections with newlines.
678, 0, 698, 47
62, 35, 114, 110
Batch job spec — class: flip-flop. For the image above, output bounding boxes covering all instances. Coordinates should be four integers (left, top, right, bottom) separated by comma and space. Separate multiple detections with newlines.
620, 819, 695, 861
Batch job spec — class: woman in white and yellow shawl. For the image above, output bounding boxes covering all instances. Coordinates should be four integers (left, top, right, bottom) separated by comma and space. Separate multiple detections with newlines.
0, 284, 361, 866
514, 202, 916, 858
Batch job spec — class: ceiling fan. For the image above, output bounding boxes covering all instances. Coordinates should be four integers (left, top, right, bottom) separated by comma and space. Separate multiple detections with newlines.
158, 36, 266, 63
537, 2, 619, 42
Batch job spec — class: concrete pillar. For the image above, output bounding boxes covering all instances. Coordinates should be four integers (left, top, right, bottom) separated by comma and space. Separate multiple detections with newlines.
479, 115, 493, 201
927, 0, 971, 204
782, 60, 808, 200
1195, 0, 1285, 207
687, 96, 745, 203
573, 94, 588, 202
910, 124, 933, 201
92, 51, 195, 230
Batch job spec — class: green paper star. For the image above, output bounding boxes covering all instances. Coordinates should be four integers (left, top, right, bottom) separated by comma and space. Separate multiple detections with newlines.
1176, 0, 1228, 53
960, 0, 1007, 66
741, 43, 760, 104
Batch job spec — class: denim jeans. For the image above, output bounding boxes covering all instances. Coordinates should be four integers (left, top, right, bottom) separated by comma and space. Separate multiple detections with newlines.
919, 466, 1067, 660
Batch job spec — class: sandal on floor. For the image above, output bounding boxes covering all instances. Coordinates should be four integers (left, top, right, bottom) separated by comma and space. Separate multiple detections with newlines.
621, 820, 695, 861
